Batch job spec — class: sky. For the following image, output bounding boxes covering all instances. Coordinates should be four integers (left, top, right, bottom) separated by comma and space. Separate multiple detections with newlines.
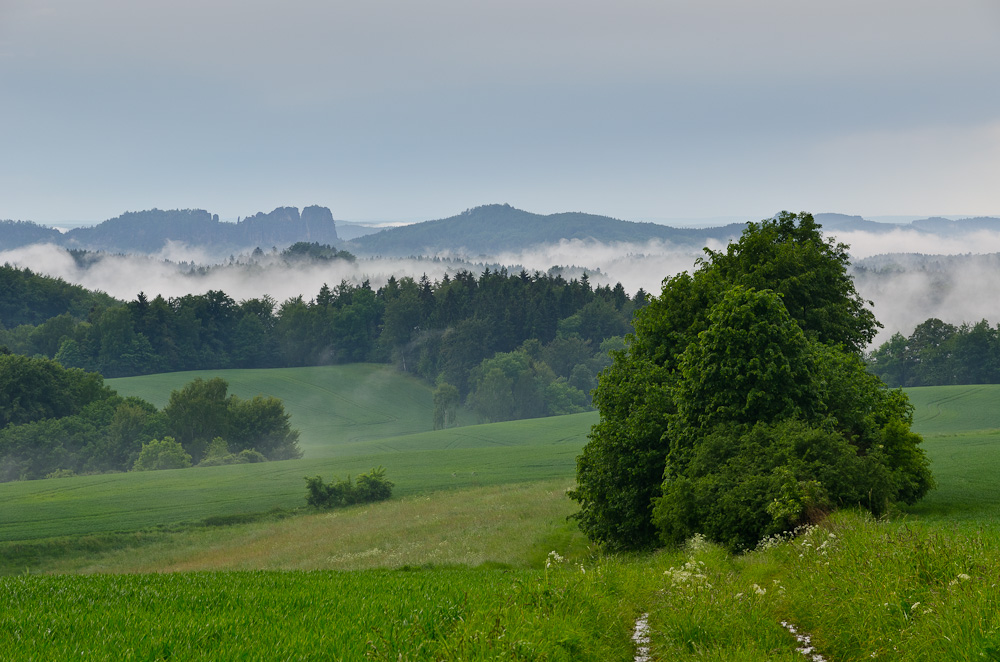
1, 0, 999, 225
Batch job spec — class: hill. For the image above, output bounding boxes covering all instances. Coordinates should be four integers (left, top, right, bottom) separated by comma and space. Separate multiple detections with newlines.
0, 206, 341, 256
348, 203, 747, 256
106, 364, 477, 458
347, 206, 1000, 257
1, 376, 997, 546
6, 204, 1000, 260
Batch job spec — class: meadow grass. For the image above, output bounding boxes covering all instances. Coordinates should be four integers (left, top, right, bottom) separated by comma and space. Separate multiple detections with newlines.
31, 479, 590, 574
637, 512, 1000, 661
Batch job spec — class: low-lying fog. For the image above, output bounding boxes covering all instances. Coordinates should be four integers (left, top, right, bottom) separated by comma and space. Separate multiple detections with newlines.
4, 225, 1000, 348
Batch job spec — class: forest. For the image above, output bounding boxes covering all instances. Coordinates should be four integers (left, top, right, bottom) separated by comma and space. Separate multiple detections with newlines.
0, 257, 643, 422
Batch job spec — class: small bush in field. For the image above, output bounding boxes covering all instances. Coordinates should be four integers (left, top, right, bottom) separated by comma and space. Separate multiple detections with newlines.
305, 466, 393, 509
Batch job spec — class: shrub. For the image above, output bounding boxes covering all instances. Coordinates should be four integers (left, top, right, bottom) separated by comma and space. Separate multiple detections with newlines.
132, 437, 191, 471
305, 467, 394, 509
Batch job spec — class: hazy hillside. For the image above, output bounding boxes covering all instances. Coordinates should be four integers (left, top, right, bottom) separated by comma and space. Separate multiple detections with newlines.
5, 204, 1000, 260
0, 206, 341, 256
0, 264, 118, 328
347, 204, 748, 256
0, 220, 62, 249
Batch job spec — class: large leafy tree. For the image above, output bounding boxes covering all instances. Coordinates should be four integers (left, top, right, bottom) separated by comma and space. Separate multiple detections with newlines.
652, 289, 931, 551
572, 212, 930, 551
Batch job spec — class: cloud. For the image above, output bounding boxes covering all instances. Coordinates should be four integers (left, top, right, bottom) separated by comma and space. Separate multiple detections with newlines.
831, 227, 1000, 259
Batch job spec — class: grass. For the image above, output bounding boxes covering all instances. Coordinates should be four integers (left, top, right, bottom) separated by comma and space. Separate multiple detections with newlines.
0, 562, 654, 661
6, 378, 1000, 659
0, 412, 596, 543
907, 384, 1000, 437
904, 384, 1000, 523
107, 364, 479, 457
637, 512, 1000, 661
24, 479, 587, 574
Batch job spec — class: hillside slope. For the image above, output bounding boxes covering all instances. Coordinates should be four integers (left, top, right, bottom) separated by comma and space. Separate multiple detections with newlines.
107, 364, 476, 457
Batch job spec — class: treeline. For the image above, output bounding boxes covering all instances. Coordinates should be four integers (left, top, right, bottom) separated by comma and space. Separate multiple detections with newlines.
0, 264, 117, 328
868, 318, 1000, 387
0, 266, 643, 411
0, 353, 300, 482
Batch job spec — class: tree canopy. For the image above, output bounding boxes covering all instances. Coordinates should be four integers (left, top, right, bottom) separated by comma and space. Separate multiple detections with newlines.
571, 212, 932, 552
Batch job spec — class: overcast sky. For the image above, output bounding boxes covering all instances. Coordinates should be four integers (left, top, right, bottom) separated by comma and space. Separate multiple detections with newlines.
2, 0, 998, 225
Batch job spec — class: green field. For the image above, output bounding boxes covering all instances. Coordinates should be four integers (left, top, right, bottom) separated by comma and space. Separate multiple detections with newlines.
7, 375, 1000, 660
0, 412, 596, 543
2, 375, 997, 546
906, 384, 1000, 523
0, 363, 595, 543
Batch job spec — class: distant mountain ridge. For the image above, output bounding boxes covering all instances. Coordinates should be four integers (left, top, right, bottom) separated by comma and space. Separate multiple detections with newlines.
346, 206, 1000, 257
2, 204, 999, 258
0, 206, 339, 255
346, 204, 749, 256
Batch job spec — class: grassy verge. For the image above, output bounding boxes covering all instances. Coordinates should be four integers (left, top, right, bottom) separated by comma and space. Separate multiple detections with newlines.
638, 511, 1000, 660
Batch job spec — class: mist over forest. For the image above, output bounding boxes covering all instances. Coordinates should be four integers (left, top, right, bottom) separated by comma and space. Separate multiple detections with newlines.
3, 208, 1000, 347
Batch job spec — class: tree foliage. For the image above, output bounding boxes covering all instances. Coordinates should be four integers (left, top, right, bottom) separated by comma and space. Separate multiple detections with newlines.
572, 212, 931, 552
132, 436, 192, 471
2, 265, 640, 420
163, 378, 301, 463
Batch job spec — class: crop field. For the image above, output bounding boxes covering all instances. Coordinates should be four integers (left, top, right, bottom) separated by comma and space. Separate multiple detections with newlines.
0, 411, 596, 543
907, 384, 1000, 436
905, 384, 1000, 524
0, 562, 653, 661
107, 364, 479, 457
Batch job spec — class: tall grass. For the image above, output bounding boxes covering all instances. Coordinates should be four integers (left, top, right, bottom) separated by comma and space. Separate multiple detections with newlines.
28, 480, 588, 574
